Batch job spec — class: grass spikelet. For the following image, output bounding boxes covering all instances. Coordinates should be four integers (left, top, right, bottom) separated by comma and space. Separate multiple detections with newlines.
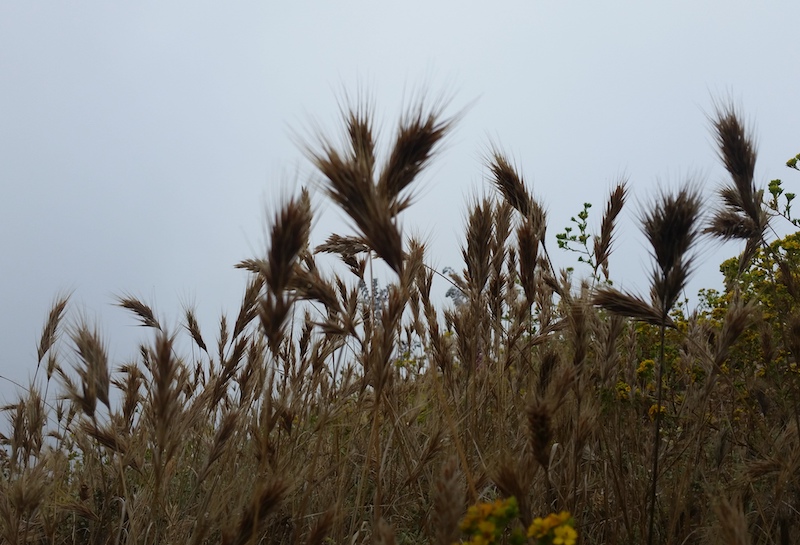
232, 275, 264, 339
593, 181, 627, 281
643, 186, 703, 313
431, 456, 464, 545
305, 507, 336, 545
517, 215, 540, 308
308, 100, 455, 274
239, 191, 312, 352
197, 409, 238, 483
345, 101, 376, 179
5, 463, 48, 542
712, 496, 748, 545
116, 362, 143, 429
527, 399, 553, 472
705, 208, 760, 241
312, 131, 402, 272
291, 261, 341, 314
569, 297, 589, 371
593, 288, 669, 327
184, 307, 208, 353
265, 189, 312, 295
493, 460, 531, 526
147, 331, 183, 492
80, 420, 127, 454
227, 478, 289, 545
117, 295, 161, 330
37, 294, 70, 365
711, 103, 762, 228
70, 324, 111, 415
488, 152, 533, 217
315, 233, 371, 259
714, 297, 754, 368
706, 103, 769, 274
378, 100, 455, 214
537, 350, 559, 395
462, 197, 494, 294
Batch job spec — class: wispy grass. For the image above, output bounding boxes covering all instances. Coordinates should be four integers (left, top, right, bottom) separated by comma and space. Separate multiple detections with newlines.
1, 99, 798, 545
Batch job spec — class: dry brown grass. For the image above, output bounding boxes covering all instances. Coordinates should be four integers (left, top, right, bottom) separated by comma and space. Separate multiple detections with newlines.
2, 100, 799, 545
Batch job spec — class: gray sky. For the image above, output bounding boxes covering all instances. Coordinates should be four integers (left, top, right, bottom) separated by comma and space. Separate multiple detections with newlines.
2, 2, 799, 403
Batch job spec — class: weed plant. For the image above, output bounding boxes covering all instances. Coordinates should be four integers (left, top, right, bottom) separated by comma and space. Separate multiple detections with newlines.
1, 100, 799, 544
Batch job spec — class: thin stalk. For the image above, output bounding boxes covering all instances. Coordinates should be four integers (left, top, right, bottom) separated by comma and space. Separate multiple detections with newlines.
647, 317, 667, 545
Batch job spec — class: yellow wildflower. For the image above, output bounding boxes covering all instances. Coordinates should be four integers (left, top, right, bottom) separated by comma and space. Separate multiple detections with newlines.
616, 381, 631, 401
553, 524, 578, 545
637, 359, 655, 377
648, 404, 666, 420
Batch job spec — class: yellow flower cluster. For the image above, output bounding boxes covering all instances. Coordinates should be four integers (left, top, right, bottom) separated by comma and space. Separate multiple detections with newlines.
637, 359, 655, 377
457, 498, 578, 545
648, 403, 666, 421
615, 380, 631, 401
459, 497, 519, 545
527, 511, 577, 545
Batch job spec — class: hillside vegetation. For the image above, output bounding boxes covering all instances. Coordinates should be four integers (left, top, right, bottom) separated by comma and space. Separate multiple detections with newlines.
2, 101, 799, 545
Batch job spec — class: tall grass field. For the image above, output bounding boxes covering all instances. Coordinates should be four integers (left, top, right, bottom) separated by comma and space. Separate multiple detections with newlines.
2, 100, 799, 544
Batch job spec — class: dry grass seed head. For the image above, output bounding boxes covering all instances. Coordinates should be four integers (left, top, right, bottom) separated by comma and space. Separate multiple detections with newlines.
315, 233, 371, 260
239, 192, 312, 352
642, 187, 701, 288
305, 507, 336, 545
705, 207, 761, 241
526, 398, 553, 471
569, 297, 590, 372
537, 349, 560, 396
116, 363, 144, 429
593, 181, 628, 280
431, 456, 465, 545
597, 313, 625, 382
402, 236, 427, 293
227, 478, 289, 545
712, 104, 761, 222
714, 297, 755, 368
595, 186, 701, 325
492, 200, 514, 262
711, 496, 749, 545
517, 218, 540, 308
117, 295, 161, 330
378, 100, 457, 214
232, 275, 265, 339
593, 288, 670, 326
706, 104, 769, 254
289, 260, 341, 314
70, 324, 112, 416
488, 152, 533, 217
80, 420, 127, 455
309, 101, 455, 275
265, 189, 313, 295
462, 197, 494, 294
184, 307, 208, 353
37, 294, 70, 366
493, 459, 532, 526
147, 331, 186, 486
344, 101, 376, 179
197, 409, 239, 483
8, 462, 48, 518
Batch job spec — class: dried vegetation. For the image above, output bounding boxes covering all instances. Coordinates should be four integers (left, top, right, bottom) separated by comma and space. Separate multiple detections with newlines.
1, 100, 799, 545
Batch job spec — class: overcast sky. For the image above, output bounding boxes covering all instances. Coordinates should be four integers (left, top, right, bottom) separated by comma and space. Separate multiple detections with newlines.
2, 2, 799, 403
